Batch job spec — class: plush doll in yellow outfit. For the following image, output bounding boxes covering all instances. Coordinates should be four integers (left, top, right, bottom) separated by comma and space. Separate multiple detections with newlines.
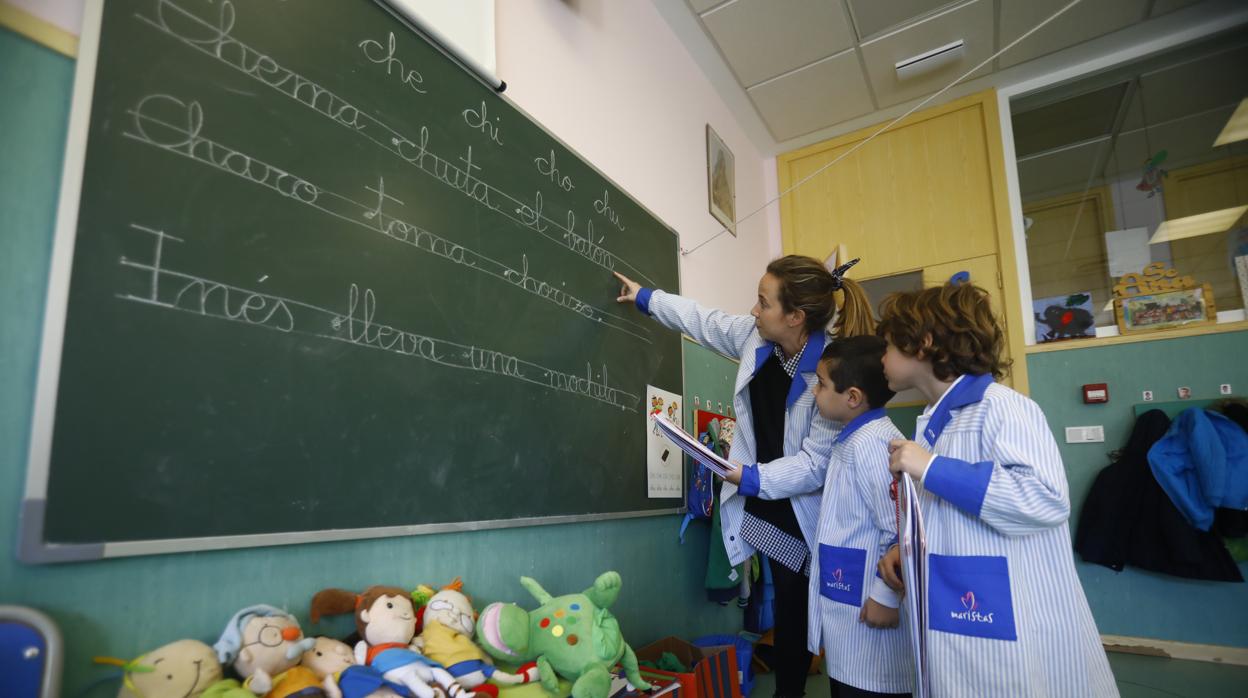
413, 582, 538, 698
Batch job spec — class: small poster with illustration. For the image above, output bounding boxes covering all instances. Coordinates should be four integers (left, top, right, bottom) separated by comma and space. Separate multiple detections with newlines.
1033, 292, 1096, 342
646, 385, 683, 499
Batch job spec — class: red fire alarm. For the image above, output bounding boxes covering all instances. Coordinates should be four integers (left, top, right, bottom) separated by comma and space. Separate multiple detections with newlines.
1083, 383, 1109, 404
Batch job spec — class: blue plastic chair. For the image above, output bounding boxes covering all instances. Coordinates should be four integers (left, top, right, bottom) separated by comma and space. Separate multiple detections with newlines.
0, 606, 62, 698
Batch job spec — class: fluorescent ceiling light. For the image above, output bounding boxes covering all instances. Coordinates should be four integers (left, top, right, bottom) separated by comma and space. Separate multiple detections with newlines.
896, 40, 964, 81
1214, 98, 1248, 147
1149, 205, 1248, 244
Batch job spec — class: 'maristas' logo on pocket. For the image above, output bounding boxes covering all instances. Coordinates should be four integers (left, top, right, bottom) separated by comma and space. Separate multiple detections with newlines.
948, 590, 994, 624
826, 567, 851, 592
928, 554, 1017, 641
818, 545, 866, 607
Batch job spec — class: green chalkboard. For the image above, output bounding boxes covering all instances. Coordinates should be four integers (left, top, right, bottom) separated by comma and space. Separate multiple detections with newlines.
23, 0, 681, 559
681, 338, 739, 426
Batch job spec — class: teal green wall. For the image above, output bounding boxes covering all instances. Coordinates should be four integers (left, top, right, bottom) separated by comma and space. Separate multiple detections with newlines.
1027, 333, 1248, 647
884, 404, 923, 441
0, 28, 738, 694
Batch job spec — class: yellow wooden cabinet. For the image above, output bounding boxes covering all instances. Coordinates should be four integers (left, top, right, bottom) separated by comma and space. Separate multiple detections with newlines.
778, 90, 1028, 393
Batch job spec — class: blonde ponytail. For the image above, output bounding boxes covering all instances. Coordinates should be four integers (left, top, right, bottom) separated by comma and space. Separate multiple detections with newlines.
834, 277, 875, 338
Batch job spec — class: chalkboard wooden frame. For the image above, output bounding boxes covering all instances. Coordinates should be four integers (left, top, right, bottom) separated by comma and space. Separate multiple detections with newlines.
19, 0, 685, 563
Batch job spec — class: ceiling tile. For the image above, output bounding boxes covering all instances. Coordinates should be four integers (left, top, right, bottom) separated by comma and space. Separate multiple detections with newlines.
747, 50, 875, 140
859, 0, 995, 108
1012, 83, 1128, 157
1119, 91, 1146, 132
848, 0, 962, 40
1151, 0, 1204, 18
1017, 139, 1109, 200
1136, 43, 1248, 123
687, 0, 729, 13
1018, 108, 1236, 200
998, 0, 1148, 69
1113, 104, 1239, 172
700, 0, 857, 87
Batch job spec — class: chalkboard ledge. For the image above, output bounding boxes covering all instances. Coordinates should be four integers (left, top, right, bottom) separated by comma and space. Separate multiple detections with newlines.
17, 503, 686, 564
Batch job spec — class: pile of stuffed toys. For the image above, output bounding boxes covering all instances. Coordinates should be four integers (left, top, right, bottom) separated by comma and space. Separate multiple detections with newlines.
97, 572, 651, 698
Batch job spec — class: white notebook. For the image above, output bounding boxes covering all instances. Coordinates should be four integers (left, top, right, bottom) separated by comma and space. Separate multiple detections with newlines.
651, 413, 738, 478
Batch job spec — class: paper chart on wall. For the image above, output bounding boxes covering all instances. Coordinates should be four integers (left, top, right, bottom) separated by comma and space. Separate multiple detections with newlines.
646, 386, 683, 498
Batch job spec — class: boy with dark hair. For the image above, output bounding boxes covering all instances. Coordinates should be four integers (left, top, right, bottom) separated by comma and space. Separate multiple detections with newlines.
728, 335, 913, 697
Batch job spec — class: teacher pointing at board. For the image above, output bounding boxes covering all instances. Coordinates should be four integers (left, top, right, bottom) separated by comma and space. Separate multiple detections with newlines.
614, 256, 872, 698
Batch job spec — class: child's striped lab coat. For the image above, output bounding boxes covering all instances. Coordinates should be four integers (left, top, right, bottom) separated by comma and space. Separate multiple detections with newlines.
744, 409, 914, 694
914, 374, 1117, 697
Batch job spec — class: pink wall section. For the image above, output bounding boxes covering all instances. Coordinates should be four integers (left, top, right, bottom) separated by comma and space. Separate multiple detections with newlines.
496, 0, 781, 315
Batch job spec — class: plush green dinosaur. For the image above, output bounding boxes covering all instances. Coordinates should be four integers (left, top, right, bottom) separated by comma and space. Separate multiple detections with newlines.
476, 571, 651, 698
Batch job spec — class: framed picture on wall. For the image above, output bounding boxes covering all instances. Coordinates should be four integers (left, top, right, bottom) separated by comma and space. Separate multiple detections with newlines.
1032, 292, 1096, 343
1115, 284, 1216, 333
706, 125, 736, 236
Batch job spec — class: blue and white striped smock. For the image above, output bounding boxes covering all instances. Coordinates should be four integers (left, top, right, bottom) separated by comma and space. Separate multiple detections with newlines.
745, 409, 914, 694
914, 373, 1117, 697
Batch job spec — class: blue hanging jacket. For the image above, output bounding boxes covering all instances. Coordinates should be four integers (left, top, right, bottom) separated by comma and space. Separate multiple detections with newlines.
1148, 407, 1248, 531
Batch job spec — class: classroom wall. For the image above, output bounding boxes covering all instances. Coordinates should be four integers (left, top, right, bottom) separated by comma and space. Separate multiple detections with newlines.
1027, 332, 1248, 647
495, 0, 778, 315
5, 0, 82, 36
0, 15, 755, 693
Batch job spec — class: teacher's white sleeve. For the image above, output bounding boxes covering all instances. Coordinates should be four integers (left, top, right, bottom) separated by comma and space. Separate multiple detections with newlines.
635, 288, 755, 360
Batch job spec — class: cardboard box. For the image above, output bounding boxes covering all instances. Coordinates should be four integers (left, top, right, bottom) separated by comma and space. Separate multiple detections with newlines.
635, 636, 743, 698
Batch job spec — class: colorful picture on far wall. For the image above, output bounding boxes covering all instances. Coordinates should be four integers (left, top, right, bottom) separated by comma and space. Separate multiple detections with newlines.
1119, 286, 1213, 333
1033, 292, 1096, 343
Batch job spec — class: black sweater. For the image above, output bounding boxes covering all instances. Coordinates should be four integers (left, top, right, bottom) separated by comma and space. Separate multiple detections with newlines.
743, 353, 803, 539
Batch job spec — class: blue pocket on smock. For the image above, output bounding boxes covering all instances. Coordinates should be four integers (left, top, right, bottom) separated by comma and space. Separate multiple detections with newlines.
928, 553, 1017, 641
818, 544, 867, 606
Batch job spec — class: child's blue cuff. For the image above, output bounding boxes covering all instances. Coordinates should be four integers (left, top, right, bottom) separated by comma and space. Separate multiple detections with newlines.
635, 288, 654, 315
923, 456, 993, 518
738, 464, 761, 497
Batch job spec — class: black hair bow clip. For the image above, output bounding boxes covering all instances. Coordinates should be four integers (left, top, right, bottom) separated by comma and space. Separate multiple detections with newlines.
829, 257, 860, 289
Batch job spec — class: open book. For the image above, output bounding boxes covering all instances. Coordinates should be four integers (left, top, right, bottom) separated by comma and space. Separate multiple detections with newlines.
652, 413, 738, 478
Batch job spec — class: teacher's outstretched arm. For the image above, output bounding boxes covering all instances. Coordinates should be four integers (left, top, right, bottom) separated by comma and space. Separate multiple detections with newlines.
613, 271, 755, 360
